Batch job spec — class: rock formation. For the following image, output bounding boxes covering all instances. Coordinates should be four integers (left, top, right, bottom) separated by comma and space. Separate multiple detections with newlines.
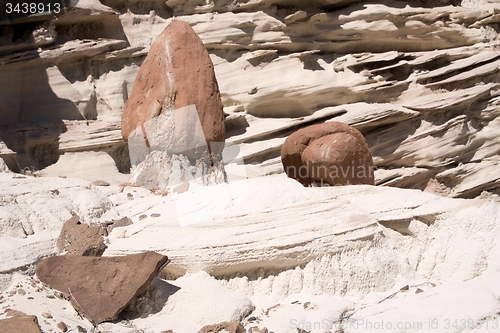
35, 251, 169, 325
1, 163, 500, 332
121, 20, 226, 189
1, 0, 500, 332
106, 216, 133, 234
0, 0, 499, 196
57, 215, 107, 256
282, 122, 374, 186
0, 311, 42, 333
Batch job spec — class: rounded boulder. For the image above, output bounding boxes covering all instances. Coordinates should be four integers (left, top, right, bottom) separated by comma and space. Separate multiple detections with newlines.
281, 122, 374, 186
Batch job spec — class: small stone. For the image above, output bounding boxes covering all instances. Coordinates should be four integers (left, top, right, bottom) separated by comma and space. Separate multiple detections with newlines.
42, 313, 53, 319
247, 317, 257, 322
92, 180, 110, 186
77, 325, 87, 333
8, 290, 16, 296
57, 321, 68, 332
151, 213, 161, 218
415, 288, 424, 294
127, 193, 134, 200
160, 331, 173, 333
36, 288, 42, 292
17, 289, 26, 296
400, 285, 409, 291
27, 297, 34, 300
46, 295, 55, 299
261, 328, 269, 333
138, 214, 147, 221
303, 301, 311, 309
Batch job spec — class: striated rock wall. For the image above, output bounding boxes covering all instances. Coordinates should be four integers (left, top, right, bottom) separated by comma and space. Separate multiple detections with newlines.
1, 0, 499, 196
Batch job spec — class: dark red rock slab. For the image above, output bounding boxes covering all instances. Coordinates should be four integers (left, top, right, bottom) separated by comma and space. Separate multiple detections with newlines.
57, 216, 106, 256
0, 310, 42, 333
281, 122, 374, 186
198, 321, 246, 333
35, 252, 169, 325
121, 20, 225, 163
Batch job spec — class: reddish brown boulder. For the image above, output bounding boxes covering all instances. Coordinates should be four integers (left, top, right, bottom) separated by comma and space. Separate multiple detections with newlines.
0, 310, 42, 333
121, 20, 225, 164
198, 321, 246, 333
281, 122, 374, 186
35, 252, 169, 325
57, 216, 106, 256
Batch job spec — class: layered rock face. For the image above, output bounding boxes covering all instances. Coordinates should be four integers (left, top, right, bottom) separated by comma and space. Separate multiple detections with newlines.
35, 251, 169, 325
0, 311, 42, 333
282, 122, 374, 186
0, 0, 499, 192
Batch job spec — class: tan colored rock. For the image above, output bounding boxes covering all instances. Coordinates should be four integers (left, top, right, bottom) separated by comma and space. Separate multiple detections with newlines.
281, 122, 374, 186
57, 216, 107, 256
198, 321, 246, 333
0, 311, 42, 333
35, 251, 169, 325
121, 20, 225, 164
92, 180, 110, 186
